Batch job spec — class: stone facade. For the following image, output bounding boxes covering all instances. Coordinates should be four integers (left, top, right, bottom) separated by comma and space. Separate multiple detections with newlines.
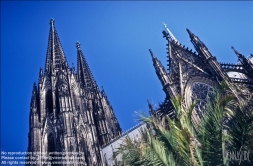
149, 24, 253, 123
28, 19, 253, 165
27, 19, 121, 166
102, 23, 253, 165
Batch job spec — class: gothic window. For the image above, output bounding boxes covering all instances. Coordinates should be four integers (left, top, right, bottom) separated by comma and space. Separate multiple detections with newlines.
46, 90, 53, 115
47, 133, 55, 152
70, 144, 73, 152
80, 136, 85, 152
72, 93, 79, 110
55, 90, 60, 115
80, 134, 90, 165
191, 82, 214, 116
47, 133, 57, 166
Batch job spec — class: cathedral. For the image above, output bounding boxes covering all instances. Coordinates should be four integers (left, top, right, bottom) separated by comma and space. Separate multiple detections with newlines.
103, 23, 253, 164
147, 23, 253, 125
27, 19, 253, 165
27, 19, 121, 166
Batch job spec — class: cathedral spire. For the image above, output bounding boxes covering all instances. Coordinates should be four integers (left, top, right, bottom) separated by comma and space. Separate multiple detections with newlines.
186, 28, 207, 52
232, 46, 253, 76
232, 46, 248, 63
77, 42, 98, 92
149, 49, 171, 87
28, 20, 122, 164
45, 18, 68, 75
162, 22, 178, 42
186, 29, 236, 90
149, 48, 156, 60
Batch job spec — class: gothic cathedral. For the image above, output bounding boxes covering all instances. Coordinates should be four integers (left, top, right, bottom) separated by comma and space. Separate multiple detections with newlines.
27, 19, 253, 165
102, 23, 253, 165
149, 23, 253, 125
27, 19, 122, 166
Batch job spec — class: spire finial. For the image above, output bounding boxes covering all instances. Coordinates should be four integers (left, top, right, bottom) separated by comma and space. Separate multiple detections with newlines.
186, 28, 195, 39
149, 49, 155, 59
186, 28, 197, 41
231, 46, 239, 55
186, 28, 206, 49
76, 41, 81, 49
50, 18, 54, 27
162, 22, 178, 42
231, 46, 235, 52
231, 46, 243, 58
147, 99, 151, 106
231, 46, 252, 67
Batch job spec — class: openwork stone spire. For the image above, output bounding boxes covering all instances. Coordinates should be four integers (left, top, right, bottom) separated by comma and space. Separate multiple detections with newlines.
76, 41, 98, 92
45, 18, 68, 74
28, 19, 123, 166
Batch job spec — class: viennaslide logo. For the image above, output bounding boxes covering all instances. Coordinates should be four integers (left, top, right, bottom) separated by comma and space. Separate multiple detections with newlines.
224, 147, 251, 165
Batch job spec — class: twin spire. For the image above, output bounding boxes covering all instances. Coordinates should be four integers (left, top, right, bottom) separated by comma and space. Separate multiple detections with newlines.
44, 19, 98, 91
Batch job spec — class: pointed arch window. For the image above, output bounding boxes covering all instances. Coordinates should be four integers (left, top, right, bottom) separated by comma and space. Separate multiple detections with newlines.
191, 82, 214, 116
47, 133, 57, 166
80, 134, 90, 165
55, 89, 60, 115
47, 133, 55, 153
46, 90, 53, 115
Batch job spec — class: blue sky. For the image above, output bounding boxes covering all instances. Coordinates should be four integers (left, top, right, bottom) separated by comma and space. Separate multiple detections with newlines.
1, 1, 253, 160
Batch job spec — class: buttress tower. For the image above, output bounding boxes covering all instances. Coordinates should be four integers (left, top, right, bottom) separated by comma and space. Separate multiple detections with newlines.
27, 19, 122, 166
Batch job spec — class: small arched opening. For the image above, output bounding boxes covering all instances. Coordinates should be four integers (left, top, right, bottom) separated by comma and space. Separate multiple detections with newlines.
55, 89, 60, 116
47, 133, 57, 166
46, 90, 53, 115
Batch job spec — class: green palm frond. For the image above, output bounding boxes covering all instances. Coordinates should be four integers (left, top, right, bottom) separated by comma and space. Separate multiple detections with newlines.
224, 100, 253, 166
114, 85, 253, 166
